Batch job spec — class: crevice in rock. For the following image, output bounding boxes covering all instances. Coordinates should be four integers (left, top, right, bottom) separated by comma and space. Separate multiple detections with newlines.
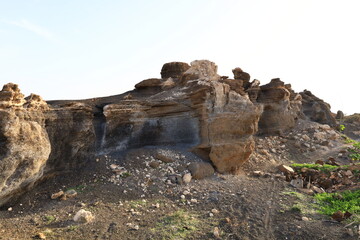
93, 104, 107, 153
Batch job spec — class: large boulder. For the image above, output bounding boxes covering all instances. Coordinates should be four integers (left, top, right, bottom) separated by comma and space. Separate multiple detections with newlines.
257, 79, 302, 134
300, 90, 336, 127
0, 84, 51, 206
160, 62, 190, 79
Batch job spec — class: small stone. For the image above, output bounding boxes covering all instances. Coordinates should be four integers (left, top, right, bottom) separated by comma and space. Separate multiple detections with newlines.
301, 216, 310, 221
209, 213, 214, 217
332, 210, 344, 222
302, 135, 311, 141
7, 207, 12, 212
155, 203, 160, 208
190, 199, 197, 203
270, 148, 277, 153
180, 195, 186, 200
109, 164, 119, 170
183, 190, 190, 195
65, 189, 77, 198
73, 209, 95, 223
35, 232, 46, 239
252, 170, 264, 177
213, 227, 220, 238
149, 161, 160, 169
51, 190, 64, 200
311, 185, 325, 193
344, 170, 353, 177
188, 162, 215, 180
211, 209, 219, 214
290, 178, 304, 188
182, 173, 192, 184
319, 179, 333, 189
278, 165, 295, 174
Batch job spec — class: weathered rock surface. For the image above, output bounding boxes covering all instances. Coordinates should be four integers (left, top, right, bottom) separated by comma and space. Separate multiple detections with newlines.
100, 60, 262, 173
0, 84, 51, 206
0, 84, 95, 206
0, 59, 340, 206
257, 79, 302, 134
300, 90, 336, 127
160, 62, 190, 79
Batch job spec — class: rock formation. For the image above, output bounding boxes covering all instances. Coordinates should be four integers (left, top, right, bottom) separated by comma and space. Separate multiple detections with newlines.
0, 84, 51, 206
300, 90, 336, 127
0, 60, 340, 206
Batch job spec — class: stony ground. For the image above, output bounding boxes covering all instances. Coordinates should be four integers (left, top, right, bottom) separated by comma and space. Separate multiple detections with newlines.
0, 120, 359, 240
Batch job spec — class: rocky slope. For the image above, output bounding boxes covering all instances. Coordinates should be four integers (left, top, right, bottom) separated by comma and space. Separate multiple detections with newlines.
0, 60, 341, 206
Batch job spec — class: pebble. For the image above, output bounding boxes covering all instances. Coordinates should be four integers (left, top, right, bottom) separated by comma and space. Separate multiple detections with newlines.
182, 173, 192, 184
190, 199, 197, 203
180, 195, 186, 199
7, 207, 12, 212
183, 190, 190, 195
211, 209, 219, 214
301, 216, 310, 221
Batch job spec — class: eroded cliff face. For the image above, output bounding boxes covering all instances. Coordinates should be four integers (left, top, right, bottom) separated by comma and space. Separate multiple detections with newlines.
0, 84, 95, 206
0, 84, 51, 206
0, 60, 339, 206
100, 60, 262, 173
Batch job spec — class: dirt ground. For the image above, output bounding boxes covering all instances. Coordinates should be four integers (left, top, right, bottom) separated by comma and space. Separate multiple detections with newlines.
1, 121, 359, 240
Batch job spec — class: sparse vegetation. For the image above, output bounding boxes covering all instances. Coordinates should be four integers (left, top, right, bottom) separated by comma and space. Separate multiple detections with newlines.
43, 215, 56, 224
314, 190, 360, 222
151, 210, 201, 240
290, 163, 339, 172
339, 124, 346, 132
347, 140, 360, 161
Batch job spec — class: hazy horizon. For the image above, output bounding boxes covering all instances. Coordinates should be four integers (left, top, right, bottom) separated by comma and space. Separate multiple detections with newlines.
1, 0, 358, 114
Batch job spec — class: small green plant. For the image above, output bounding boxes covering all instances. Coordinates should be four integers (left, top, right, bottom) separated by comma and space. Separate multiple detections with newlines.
314, 190, 360, 221
44, 215, 56, 224
67, 225, 79, 231
339, 124, 346, 132
290, 163, 339, 172
346, 140, 360, 161
66, 184, 87, 193
349, 153, 360, 161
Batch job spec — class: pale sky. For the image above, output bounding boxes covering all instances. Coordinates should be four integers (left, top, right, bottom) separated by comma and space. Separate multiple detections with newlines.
0, 0, 358, 114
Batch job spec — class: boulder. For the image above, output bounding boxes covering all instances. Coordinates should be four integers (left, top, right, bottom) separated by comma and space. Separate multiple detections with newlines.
160, 62, 190, 79
232, 67, 251, 88
135, 78, 163, 89
300, 90, 336, 127
0, 85, 51, 206
188, 162, 215, 179
257, 79, 302, 134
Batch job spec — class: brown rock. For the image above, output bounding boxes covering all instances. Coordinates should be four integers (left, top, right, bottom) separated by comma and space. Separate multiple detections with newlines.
188, 162, 215, 180
300, 90, 336, 127
257, 79, 302, 134
278, 165, 295, 174
51, 191, 64, 200
155, 152, 175, 163
160, 62, 190, 79
149, 161, 160, 168
135, 78, 163, 89
331, 210, 344, 222
319, 179, 333, 189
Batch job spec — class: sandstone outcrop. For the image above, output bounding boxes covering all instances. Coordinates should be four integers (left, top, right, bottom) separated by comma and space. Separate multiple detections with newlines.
100, 60, 262, 173
0, 84, 95, 206
1, 60, 340, 206
160, 62, 190, 79
300, 90, 336, 127
256, 79, 302, 134
0, 84, 51, 206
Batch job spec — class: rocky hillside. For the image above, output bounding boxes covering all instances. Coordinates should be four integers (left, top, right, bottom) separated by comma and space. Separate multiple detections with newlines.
0, 60, 359, 240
